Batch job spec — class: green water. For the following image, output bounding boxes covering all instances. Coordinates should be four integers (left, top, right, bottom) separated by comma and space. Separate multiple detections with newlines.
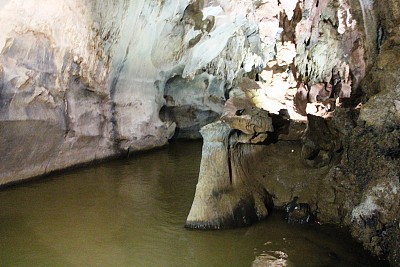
0, 140, 388, 266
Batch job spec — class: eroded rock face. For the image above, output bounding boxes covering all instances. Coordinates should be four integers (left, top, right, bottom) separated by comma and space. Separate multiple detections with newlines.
312, 1, 400, 264
185, 122, 271, 229
160, 73, 225, 139
0, 0, 367, 181
0, 0, 267, 185
186, 1, 399, 264
186, 91, 274, 229
186, 0, 366, 228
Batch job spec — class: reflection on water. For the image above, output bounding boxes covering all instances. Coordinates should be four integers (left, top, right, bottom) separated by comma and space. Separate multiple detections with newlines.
0, 140, 388, 266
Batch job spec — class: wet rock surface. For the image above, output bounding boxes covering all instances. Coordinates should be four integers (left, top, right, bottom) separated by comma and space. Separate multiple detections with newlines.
284, 197, 315, 224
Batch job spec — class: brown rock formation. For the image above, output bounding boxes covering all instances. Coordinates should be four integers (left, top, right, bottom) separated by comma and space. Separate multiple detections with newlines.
186, 89, 274, 229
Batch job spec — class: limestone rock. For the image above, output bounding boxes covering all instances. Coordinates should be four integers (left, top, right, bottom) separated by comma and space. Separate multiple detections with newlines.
252, 251, 288, 267
222, 98, 273, 137
0, 0, 267, 185
0, 0, 370, 186
185, 121, 271, 229
160, 73, 225, 139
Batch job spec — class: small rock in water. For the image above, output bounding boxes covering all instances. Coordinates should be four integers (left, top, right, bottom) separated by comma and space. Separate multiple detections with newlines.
252, 251, 288, 267
284, 197, 315, 224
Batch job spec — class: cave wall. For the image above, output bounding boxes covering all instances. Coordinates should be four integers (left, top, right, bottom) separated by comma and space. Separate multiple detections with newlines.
298, 0, 400, 263
0, 0, 266, 185
0, 0, 368, 183
180, 0, 398, 264
338, 1, 400, 263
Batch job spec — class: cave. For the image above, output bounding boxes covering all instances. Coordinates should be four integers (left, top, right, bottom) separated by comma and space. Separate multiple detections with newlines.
0, 0, 399, 266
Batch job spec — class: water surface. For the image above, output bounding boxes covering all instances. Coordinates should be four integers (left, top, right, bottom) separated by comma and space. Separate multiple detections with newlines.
0, 140, 388, 266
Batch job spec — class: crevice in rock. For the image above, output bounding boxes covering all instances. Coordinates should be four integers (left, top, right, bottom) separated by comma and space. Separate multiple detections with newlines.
109, 52, 129, 150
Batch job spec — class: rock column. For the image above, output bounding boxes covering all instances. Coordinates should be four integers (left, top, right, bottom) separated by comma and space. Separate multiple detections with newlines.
186, 91, 273, 229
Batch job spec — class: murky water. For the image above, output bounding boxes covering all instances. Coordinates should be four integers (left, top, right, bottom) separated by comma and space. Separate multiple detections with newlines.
0, 140, 388, 266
